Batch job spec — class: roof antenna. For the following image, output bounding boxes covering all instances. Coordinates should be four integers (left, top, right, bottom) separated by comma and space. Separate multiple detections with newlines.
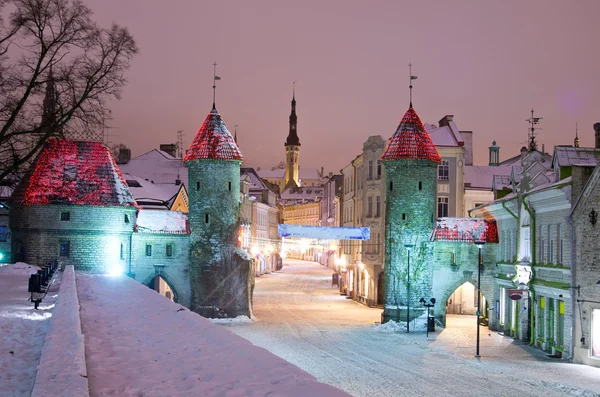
409, 63, 418, 109
212, 62, 221, 110
574, 122, 580, 148
526, 108, 542, 152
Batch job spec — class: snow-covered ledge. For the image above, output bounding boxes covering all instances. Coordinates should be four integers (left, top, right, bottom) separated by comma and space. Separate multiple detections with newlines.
32, 266, 89, 397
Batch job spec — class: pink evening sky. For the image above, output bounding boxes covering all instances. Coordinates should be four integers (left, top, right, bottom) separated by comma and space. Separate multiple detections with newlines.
88, 0, 600, 173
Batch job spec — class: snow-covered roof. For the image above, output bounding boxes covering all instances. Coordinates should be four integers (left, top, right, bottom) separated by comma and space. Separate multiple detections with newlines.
257, 167, 323, 182
124, 173, 181, 203
241, 168, 269, 191
426, 122, 464, 148
465, 165, 513, 189
184, 107, 243, 162
135, 209, 189, 234
119, 155, 187, 186
553, 146, 600, 168
19, 139, 136, 207
382, 107, 441, 163
431, 218, 499, 243
281, 186, 324, 203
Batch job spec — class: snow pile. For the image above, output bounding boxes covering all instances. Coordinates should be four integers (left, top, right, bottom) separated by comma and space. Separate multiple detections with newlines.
0, 262, 58, 396
32, 266, 88, 397
0, 262, 40, 276
374, 320, 406, 333
210, 315, 254, 324
76, 273, 350, 396
374, 312, 443, 333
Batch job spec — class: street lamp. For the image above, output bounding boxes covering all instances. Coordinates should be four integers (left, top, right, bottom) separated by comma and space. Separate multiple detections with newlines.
474, 241, 485, 358
405, 244, 414, 332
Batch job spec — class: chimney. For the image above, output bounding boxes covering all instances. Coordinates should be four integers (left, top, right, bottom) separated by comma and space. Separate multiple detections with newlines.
520, 146, 528, 160
488, 141, 500, 166
321, 167, 324, 176
571, 165, 595, 203
594, 123, 600, 149
438, 115, 454, 127
459, 131, 473, 166
160, 143, 178, 157
117, 148, 131, 164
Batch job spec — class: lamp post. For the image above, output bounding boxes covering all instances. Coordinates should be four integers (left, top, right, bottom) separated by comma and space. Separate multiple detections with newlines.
474, 241, 485, 358
405, 244, 414, 332
420, 297, 436, 337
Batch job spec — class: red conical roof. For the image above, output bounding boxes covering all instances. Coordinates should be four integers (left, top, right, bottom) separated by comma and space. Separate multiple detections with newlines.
381, 107, 441, 163
21, 139, 137, 206
184, 107, 243, 162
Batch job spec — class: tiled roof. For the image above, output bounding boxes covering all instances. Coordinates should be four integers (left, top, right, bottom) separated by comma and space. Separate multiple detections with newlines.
382, 107, 442, 163
184, 107, 243, 162
431, 217, 499, 243
21, 139, 136, 207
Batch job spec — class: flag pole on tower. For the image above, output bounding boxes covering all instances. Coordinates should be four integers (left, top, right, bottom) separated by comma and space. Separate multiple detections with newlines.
213, 62, 221, 109
409, 63, 417, 109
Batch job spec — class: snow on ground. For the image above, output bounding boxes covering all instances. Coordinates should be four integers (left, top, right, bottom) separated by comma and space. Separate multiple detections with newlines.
0, 263, 59, 397
225, 259, 600, 397
209, 315, 255, 324
76, 272, 350, 397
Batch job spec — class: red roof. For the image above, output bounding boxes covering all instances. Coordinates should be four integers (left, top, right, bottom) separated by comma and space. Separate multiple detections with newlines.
184, 107, 243, 162
22, 139, 137, 207
382, 107, 441, 163
431, 218, 499, 243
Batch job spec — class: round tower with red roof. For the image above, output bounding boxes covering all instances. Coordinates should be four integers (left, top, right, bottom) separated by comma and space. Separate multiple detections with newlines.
184, 105, 252, 318
381, 105, 442, 324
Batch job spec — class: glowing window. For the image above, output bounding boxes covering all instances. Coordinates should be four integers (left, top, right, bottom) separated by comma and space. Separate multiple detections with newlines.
60, 241, 70, 257
166, 244, 173, 257
145, 244, 152, 257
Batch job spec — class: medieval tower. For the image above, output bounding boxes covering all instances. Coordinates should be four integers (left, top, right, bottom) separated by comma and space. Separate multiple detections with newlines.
381, 105, 441, 323
184, 104, 252, 318
284, 88, 301, 188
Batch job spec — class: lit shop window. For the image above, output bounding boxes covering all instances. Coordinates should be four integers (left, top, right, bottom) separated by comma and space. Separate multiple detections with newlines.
593, 309, 600, 357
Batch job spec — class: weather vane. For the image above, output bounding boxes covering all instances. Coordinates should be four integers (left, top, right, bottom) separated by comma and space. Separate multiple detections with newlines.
526, 109, 542, 152
409, 63, 417, 108
212, 62, 221, 109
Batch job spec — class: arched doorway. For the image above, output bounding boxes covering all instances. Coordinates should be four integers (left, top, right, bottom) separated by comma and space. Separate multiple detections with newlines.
148, 275, 177, 302
445, 281, 489, 328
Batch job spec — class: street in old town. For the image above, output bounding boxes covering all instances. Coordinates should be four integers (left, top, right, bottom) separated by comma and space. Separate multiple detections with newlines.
226, 259, 600, 397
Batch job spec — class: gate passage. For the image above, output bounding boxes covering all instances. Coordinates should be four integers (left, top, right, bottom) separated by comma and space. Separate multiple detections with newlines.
278, 225, 370, 240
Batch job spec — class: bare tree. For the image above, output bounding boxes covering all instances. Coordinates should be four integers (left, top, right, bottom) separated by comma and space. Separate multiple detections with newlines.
0, 0, 138, 186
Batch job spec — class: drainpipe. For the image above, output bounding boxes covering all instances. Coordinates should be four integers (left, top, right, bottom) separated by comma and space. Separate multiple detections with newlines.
521, 195, 536, 345
566, 213, 576, 360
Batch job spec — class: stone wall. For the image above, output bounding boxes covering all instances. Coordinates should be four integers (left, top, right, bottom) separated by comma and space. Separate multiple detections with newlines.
9, 204, 135, 270
571, 171, 600, 366
132, 233, 191, 308
187, 159, 252, 318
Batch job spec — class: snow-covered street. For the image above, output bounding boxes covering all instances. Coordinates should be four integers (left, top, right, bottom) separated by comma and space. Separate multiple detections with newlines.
226, 259, 600, 397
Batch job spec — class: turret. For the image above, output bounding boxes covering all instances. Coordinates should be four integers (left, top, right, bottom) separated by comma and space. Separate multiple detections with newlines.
284, 87, 301, 188
381, 105, 441, 323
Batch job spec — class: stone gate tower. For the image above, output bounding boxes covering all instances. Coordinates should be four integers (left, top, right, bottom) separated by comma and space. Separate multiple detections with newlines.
381, 105, 442, 323
184, 105, 252, 318
284, 88, 301, 188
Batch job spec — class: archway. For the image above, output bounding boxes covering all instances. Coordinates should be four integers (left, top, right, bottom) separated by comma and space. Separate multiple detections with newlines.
147, 275, 178, 303
445, 281, 489, 328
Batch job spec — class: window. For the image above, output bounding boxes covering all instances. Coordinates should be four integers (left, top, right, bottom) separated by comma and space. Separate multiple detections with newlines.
124, 214, 130, 224
145, 244, 152, 257
402, 213, 406, 221
549, 225, 554, 263
205, 214, 209, 223
438, 160, 449, 180
60, 211, 70, 221
0, 226, 8, 242
389, 181, 393, 191
368, 160, 373, 180
120, 243, 124, 259
376, 196, 381, 218
538, 297, 545, 338
166, 244, 173, 257
367, 197, 373, 217
60, 241, 70, 257
559, 224, 564, 264
437, 197, 449, 217
197, 182, 200, 190
228, 181, 232, 191
418, 181, 422, 190
376, 160, 382, 180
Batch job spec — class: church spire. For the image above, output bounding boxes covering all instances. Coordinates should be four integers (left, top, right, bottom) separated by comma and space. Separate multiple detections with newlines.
574, 122, 580, 148
285, 82, 300, 147
41, 66, 60, 136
